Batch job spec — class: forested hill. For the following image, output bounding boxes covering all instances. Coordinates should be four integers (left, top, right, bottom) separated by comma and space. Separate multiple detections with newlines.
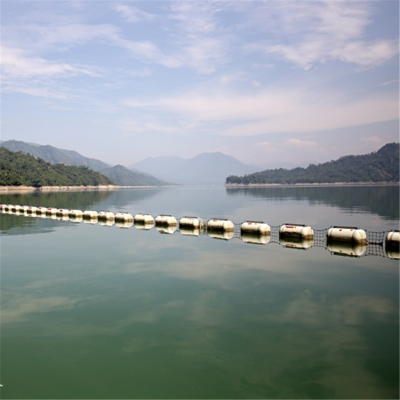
226, 143, 399, 185
0, 148, 114, 187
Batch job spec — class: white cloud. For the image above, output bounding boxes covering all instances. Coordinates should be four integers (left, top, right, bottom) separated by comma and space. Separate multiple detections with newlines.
246, 0, 398, 69
114, 4, 155, 23
361, 135, 384, 145
124, 86, 398, 137
1, 45, 100, 79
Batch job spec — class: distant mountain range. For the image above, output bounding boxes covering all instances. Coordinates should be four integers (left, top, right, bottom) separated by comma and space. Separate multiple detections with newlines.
0, 140, 167, 186
130, 152, 259, 184
226, 143, 400, 185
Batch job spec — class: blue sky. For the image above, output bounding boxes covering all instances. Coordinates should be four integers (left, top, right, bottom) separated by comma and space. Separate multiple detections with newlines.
1, 0, 399, 168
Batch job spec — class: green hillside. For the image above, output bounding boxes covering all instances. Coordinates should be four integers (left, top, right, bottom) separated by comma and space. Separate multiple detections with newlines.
226, 143, 399, 185
0, 147, 114, 187
1, 140, 110, 171
0, 140, 170, 186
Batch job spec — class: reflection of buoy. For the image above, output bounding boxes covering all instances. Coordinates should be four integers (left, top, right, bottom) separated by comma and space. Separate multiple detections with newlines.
156, 225, 177, 234
134, 222, 154, 230
279, 224, 314, 239
69, 216, 83, 223
98, 211, 114, 220
115, 212, 133, 222
208, 230, 234, 240
280, 236, 313, 250
116, 220, 133, 229
327, 241, 366, 257
207, 219, 234, 232
179, 226, 201, 237
241, 221, 271, 235
98, 219, 114, 227
241, 232, 271, 245
155, 215, 177, 227
327, 226, 367, 244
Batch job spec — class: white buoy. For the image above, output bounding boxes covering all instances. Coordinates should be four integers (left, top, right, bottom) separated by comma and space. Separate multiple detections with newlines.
69, 209, 83, 218
155, 215, 177, 226
56, 209, 69, 217
279, 224, 314, 239
179, 216, 204, 229
241, 221, 271, 236
115, 212, 133, 222
134, 213, 154, 224
46, 207, 58, 215
83, 210, 98, 220
385, 231, 400, 259
207, 218, 235, 232
98, 211, 115, 220
327, 226, 367, 244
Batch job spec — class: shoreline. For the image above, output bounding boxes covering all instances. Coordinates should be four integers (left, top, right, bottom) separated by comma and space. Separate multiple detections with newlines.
225, 181, 399, 187
0, 184, 178, 193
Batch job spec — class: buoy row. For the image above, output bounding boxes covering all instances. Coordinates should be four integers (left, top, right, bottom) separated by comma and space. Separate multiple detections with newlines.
1, 205, 399, 259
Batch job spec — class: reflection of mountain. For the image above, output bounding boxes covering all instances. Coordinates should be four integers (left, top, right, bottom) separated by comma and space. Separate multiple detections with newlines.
226, 185, 399, 220
0, 188, 161, 234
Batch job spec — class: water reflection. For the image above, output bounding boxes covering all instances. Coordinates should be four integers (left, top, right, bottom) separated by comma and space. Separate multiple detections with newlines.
226, 185, 399, 220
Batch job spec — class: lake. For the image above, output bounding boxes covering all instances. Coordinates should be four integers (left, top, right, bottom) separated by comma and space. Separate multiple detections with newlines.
1, 185, 399, 399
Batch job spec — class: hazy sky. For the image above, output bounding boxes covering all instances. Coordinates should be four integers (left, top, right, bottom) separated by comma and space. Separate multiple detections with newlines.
1, 0, 399, 168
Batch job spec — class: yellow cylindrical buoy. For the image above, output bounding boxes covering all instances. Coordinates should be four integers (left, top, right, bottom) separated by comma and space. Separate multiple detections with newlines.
207, 218, 234, 232
98, 211, 115, 220
327, 226, 367, 244
155, 215, 177, 227
327, 241, 366, 257
279, 224, 314, 239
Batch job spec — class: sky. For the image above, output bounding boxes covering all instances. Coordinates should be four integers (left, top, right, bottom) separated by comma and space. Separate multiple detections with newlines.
1, 0, 399, 168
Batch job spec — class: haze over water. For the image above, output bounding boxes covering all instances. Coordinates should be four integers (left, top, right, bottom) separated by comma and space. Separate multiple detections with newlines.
0, 185, 399, 399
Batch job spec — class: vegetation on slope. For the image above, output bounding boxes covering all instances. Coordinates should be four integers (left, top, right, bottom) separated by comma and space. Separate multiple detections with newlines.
0, 147, 114, 187
226, 143, 399, 185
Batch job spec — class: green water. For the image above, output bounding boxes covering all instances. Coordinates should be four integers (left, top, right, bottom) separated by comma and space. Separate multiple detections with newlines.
1, 185, 399, 399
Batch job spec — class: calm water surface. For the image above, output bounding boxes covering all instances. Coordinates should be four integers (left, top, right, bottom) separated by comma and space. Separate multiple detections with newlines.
1, 185, 399, 399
